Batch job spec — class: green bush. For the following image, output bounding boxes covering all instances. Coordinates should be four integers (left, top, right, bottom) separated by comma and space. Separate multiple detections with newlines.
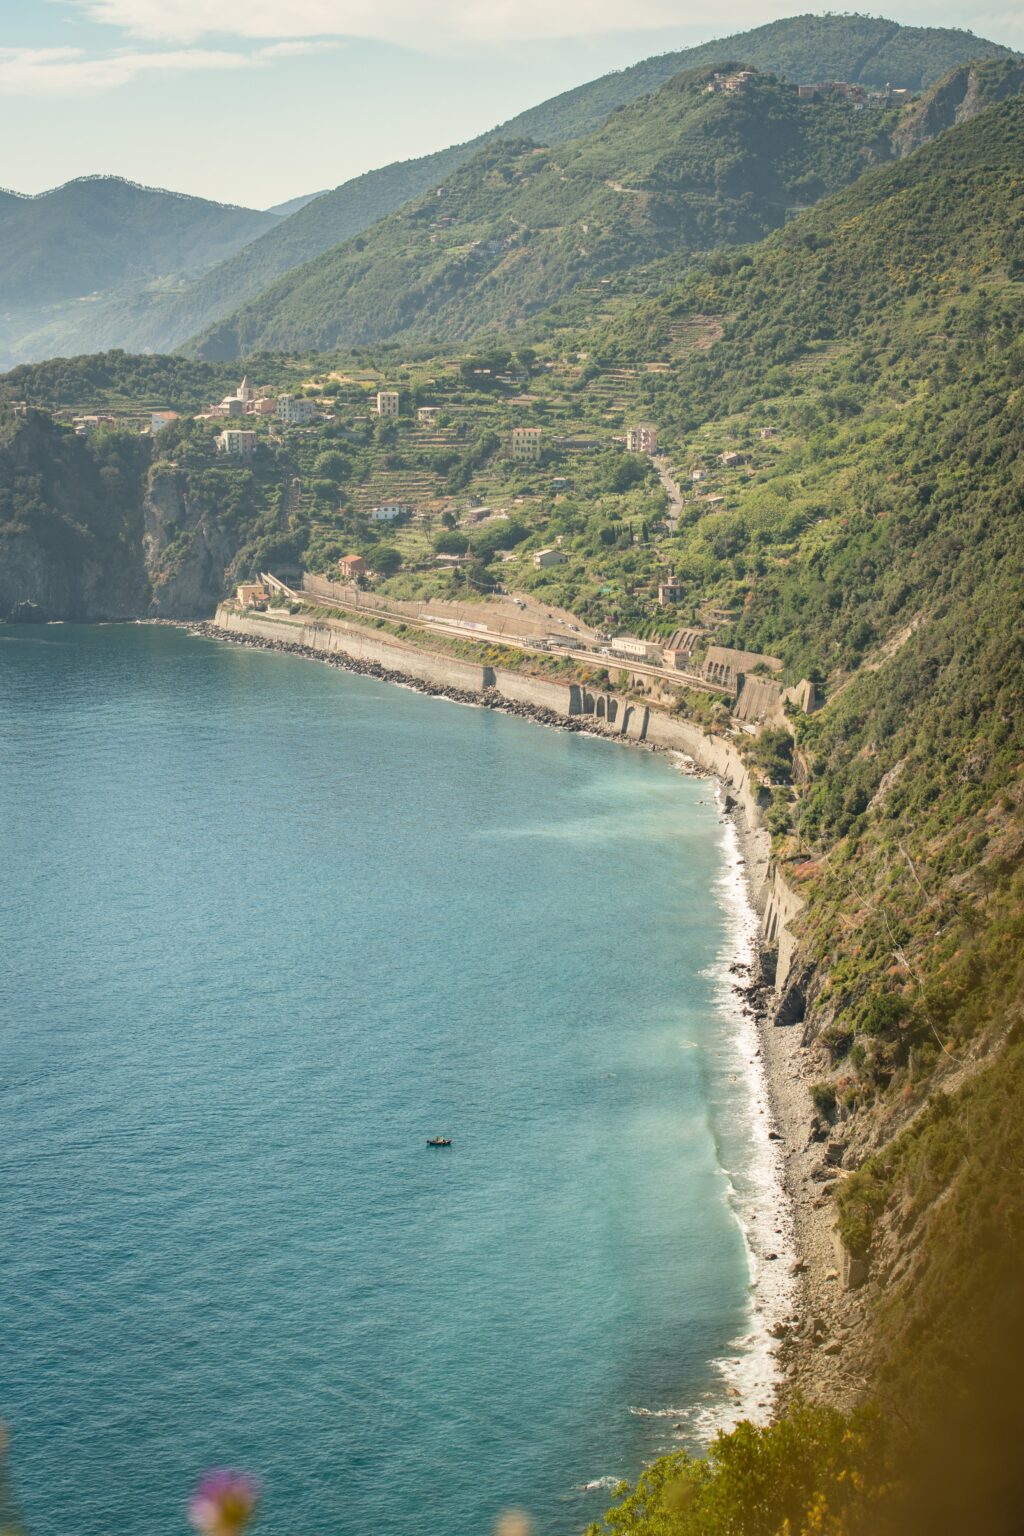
810, 1081, 837, 1116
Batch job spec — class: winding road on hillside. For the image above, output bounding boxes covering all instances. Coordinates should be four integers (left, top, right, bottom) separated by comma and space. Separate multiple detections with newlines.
654, 456, 686, 527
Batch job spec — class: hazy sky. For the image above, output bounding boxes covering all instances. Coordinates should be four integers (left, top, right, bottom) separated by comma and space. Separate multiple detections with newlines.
1, 0, 1020, 209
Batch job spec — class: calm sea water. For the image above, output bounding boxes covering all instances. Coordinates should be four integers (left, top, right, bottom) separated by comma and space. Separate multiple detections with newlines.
0, 624, 781, 1536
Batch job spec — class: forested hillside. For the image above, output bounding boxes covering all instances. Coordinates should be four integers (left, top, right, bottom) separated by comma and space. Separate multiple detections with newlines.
189, 71, 904, 359
0, 177, 277, 311
3, 14, 1007, 368
0, 178, 280, 373
576, 88, 1024, 1536
498, 10, 1010, 142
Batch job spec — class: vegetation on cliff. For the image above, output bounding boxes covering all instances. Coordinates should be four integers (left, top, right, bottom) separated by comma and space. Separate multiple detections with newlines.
0, 409, 150, 617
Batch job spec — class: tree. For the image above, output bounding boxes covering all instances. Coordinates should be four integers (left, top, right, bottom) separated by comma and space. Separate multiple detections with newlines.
313, 450, 348, 482
434, 530, 471, 555
372, 546, 402, 576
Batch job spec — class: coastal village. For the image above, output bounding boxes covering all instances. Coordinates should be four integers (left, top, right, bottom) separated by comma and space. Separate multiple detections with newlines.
170, 366, 822, 733
57, 321, 834, 746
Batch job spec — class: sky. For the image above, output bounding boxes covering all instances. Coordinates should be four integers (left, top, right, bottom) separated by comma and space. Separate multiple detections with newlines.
1, 0, 1020, 209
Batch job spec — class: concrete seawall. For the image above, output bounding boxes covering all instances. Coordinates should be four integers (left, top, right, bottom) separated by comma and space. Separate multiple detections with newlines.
213, 605, 803, 984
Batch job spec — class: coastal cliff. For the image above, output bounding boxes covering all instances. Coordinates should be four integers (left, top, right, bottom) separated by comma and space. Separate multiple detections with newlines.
144, 465, 239, 617
0, 410, 149, 620
0, 412, 245, 621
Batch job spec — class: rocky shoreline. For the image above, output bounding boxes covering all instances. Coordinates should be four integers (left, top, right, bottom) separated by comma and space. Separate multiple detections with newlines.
180, 619, 669, 745
176, 617, 856, 1411
728, 945, 866, 1411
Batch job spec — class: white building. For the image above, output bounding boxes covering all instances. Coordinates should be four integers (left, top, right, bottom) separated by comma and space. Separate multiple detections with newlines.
610, 635, 661, 664
417, 406, 442, 425
510, 427, 543, 462
376, 390, 400, 418
532, 547, 566, 568
371, 503, 411, 522
276, 395, 317, 426
625, 423, 658, 455
215, 430, 257, 458
72, 414, 115, 436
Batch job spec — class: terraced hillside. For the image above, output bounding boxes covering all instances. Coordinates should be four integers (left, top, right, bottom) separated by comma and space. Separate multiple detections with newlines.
5, 87, 1024, 1531
190, 70, 904, 358
9, 13, 1005, 370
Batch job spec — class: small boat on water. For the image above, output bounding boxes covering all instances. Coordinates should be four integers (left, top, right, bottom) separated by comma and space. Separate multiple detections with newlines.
426, 1136, 452, 1147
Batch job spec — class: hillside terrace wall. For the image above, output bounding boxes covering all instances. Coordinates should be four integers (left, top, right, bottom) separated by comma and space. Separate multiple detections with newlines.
214, 605, 803, 986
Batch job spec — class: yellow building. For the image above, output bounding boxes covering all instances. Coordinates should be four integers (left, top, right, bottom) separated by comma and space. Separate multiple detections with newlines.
510, 427, 542, 462
376, 390, 400, 417
236, 583, 268, 608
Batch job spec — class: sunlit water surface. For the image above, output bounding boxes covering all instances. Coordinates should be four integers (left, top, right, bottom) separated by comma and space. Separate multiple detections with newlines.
0, 624, 780, 1536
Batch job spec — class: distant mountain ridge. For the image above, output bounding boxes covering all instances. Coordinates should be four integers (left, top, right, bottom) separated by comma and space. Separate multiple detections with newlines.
0, 12, 1011, 369
0, 172, 267, 212
264, 189, 330, 219
190, 66, 913, 359
0, 176, 278, 312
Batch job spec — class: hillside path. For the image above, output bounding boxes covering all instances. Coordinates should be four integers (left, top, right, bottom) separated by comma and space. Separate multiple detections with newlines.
654, 455, 685, 527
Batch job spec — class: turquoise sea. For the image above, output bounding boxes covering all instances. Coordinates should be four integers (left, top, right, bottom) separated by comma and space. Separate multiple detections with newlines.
0, 624, 785, 1536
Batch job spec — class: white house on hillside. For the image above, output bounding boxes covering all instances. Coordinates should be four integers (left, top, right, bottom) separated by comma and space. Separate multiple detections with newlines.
277, 395, 317, 425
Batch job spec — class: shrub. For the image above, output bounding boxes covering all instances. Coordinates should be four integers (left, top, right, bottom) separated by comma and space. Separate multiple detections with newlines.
810, 1081, 837, 1116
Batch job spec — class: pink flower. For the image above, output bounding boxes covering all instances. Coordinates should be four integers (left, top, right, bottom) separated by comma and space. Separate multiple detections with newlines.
188, 1470, 260, 1536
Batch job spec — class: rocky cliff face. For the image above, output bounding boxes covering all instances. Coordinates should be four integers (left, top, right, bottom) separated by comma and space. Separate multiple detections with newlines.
0, 410, 149, 621
894, 59, 1024, 156
0, 527, 147, 621
143, 466, 238, 618
0, 412, 243, 621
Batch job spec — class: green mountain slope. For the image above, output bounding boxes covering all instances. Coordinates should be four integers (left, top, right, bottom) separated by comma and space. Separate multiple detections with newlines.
497, 11, 1012, 142
0, 176, 277, 309
189, 69, 909, 359
892, 52, 1024, 152
577, 95, 1024, 1527
9, 13, 1008, 368
264, 189, 330, 218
